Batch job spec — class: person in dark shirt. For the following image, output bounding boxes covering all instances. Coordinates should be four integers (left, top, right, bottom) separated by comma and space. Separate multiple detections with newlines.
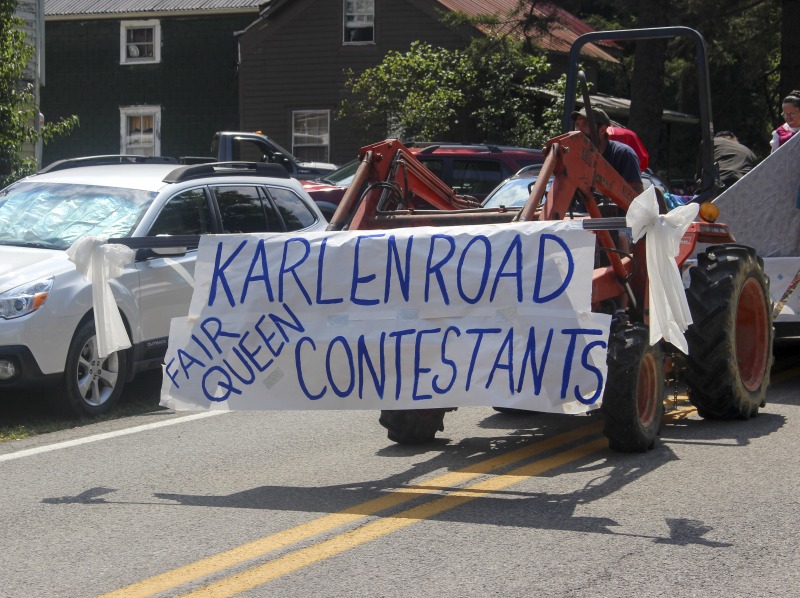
572, 107, 644, 194
571, 107, 642, 314
607, 124, 649, 171
712, 131, 757, 188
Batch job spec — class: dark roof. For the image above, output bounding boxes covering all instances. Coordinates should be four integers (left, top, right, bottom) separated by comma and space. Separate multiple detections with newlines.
45, 0, 263, 17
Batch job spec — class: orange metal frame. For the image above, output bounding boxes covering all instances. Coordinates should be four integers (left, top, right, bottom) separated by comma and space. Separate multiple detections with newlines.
328, 136, 734, 319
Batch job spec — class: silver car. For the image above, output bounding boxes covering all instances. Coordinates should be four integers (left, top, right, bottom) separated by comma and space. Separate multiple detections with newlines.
482, 164, 678, 210
0, 157, 327, 416
482, 165, 552, 209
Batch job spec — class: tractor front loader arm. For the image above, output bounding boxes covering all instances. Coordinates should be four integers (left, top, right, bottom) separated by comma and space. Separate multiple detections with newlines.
328, 139, 482, 232
521, 131, 643, 311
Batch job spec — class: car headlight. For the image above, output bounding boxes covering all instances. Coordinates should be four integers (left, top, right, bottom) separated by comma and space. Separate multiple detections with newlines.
0, 277, 54, 319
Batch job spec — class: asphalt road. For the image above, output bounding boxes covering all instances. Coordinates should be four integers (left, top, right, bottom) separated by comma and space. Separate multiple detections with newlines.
1, 343, 799, 598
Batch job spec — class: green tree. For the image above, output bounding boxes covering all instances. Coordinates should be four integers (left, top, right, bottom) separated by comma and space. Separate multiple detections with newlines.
0, 3, 77, 186
340, 33, 563, 149
779, 0, 800, 102
576, 0, 780, 169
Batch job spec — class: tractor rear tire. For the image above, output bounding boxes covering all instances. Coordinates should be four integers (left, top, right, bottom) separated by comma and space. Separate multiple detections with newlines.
601, 318, 664, 452
685, 244, 773, 419
379, 409, 448, 444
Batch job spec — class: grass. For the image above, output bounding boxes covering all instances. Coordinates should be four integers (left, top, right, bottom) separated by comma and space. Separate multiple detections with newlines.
0, 370, 166, 443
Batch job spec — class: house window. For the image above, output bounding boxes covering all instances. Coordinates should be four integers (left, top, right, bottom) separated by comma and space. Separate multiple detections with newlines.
120, 106, 161, 156
343, 0, 374, 44
292, 110, 330, 163
120, 20, 161, 64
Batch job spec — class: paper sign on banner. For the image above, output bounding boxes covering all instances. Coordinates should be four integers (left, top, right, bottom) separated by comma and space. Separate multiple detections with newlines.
160, 221, 611, 414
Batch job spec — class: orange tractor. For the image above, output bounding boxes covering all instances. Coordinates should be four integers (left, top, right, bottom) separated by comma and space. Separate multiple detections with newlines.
327, 27, 772, 451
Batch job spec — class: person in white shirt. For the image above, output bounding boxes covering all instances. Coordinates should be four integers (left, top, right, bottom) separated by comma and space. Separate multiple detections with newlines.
770, 90, 800, 153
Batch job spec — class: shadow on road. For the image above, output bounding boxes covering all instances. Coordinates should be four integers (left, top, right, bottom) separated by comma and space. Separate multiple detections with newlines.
42, 406, 785, 548
54, 445, 727, 546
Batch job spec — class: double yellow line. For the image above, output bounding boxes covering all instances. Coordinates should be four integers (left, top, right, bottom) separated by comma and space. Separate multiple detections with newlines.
103, 409, 693, 597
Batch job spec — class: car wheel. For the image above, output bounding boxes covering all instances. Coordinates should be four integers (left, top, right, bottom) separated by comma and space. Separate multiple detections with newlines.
59, 319, 128, 417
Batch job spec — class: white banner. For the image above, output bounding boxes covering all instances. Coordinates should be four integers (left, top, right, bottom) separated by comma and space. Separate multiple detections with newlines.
160, 221, 611, 414
714, 131, 800, 258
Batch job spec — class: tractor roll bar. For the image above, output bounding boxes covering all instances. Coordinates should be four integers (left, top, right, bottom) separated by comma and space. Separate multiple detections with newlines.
563, 26, 716, 202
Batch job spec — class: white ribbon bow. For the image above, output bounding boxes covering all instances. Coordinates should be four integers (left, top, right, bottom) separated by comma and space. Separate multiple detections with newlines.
626, 186, 700, 353
66, 236, 136, 359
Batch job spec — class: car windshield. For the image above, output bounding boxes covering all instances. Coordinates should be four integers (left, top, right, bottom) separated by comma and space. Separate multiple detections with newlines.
317, 160, 359, 186
483, 176, 539, 208
0, 181, 156, 250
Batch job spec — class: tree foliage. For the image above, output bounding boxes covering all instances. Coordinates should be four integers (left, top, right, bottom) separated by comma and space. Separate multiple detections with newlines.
0, 3, 77, 186
780, 0, 800, 101
577, 0, 781, 163
340, 0, 787, 178
340, 33, 564, 149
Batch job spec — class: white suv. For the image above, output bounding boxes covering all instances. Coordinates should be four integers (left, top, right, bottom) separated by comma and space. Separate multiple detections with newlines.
0, 157, 327, 416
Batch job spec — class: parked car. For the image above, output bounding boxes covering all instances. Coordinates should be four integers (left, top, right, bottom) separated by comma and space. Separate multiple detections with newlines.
301, 159, 359, 219
482, 164, 550, 209
302, 144, 545, 220
481, 165, 678, 211
210, 131, 338, 180
0, 156, 327, 417
311, 159, 360, 187
408, 142, 545, 200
